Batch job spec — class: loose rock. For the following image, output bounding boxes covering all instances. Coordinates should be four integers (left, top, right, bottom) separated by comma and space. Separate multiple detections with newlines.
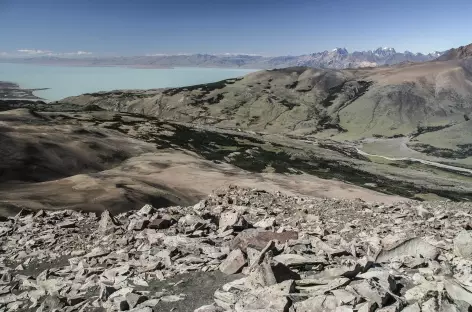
1, 186, 471, 312
219, 249, 247, 275
453, 231, 472, 259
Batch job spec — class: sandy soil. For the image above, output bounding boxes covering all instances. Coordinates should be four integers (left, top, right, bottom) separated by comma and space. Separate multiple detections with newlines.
0, 149, 405, 216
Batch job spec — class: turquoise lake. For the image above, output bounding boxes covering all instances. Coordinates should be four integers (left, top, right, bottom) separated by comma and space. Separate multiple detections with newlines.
0, 63, 258, 101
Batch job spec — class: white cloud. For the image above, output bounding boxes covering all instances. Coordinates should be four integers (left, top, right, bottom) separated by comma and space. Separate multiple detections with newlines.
60, 51, 92, 56
145, 53, 192, 56
17, 49, 53, 55
15, 49, 92, 57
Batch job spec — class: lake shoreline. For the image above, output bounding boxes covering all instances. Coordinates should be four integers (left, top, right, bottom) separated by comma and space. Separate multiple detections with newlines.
0, 80, 48, 101
0, 60, 261, 71
0, 63, 257, 101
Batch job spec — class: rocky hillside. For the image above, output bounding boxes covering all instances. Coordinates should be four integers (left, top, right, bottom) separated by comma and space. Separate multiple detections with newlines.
2, 186, 472, 311
61, 56, 472, 142
437, 43, 472, 61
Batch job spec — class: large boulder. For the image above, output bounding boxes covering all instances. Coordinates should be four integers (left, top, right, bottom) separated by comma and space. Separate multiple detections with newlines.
454, 231, 472, 259
219, 249, 247, 275
219, 212, 250, 232
376, 237, 439, 262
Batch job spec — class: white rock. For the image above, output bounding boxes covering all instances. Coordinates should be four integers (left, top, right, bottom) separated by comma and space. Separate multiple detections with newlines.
219, 249, 247, 275
444, 277, 472, 306
253, 218, 275, 229
401, 303, 421, 312
376, 237, 439, 262
454, 231, 472, 259
273, 254, 326, 267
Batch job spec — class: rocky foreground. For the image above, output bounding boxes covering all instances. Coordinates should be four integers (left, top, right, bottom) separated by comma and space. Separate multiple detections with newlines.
1, 186, 472, 312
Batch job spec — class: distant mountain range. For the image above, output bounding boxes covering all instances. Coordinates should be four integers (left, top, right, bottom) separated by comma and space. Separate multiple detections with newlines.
0, 47, 445, 69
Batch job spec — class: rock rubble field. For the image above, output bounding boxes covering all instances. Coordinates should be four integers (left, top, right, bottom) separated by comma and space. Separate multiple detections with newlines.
1, 186, 472, 312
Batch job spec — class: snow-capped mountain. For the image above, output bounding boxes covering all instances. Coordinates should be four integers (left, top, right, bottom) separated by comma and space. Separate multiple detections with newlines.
331, 48, 349, 56
1, 47, 446, 70
285, 47, 444, 69
429, 51, 444, 58
373, 47, 397, 57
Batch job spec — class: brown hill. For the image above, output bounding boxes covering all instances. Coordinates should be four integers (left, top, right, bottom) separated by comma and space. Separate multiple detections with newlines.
437, 43, 472, 61
2, 108, 415, 216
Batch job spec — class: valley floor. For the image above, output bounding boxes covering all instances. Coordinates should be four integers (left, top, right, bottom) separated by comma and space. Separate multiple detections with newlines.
358, 137, 472, 170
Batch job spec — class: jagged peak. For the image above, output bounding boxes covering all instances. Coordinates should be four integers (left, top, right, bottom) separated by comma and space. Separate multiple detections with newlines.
374, 47, 397, 54
331, 47, 349, 55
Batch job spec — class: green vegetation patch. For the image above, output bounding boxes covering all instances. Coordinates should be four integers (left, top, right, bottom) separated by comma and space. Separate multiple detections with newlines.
408, 143, 472, 159
162, 78, 242, 96
133, 119, 472, 201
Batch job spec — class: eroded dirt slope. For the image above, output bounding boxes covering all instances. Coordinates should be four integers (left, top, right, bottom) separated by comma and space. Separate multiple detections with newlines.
1, 108, 412, 216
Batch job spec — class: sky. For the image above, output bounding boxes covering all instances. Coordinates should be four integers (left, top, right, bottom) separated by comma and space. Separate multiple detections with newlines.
0, 0, 471, 57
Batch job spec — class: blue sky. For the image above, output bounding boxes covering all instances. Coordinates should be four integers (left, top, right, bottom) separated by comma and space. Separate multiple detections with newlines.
0, 0, 471, 56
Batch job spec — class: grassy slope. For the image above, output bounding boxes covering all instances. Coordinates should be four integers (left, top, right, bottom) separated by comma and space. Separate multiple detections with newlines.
413, 120, 472, 149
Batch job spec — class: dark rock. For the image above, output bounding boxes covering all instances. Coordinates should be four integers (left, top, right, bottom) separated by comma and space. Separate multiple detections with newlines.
100, 284, 117, 301
230, 229, 298, 251
149, 218, 172, 230
272, 262, 301, 282
128, 219, 150, 231
119, 300, 130, 311
67, 295, 85, 306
